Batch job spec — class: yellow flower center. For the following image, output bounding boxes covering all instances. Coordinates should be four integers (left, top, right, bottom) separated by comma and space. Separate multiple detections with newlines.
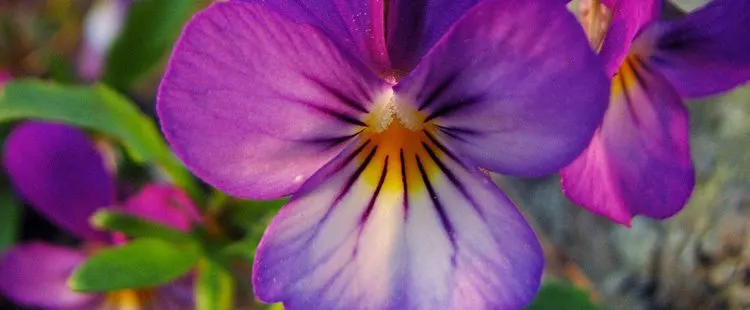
357, 91, 441, 194
99, 289, 155, 310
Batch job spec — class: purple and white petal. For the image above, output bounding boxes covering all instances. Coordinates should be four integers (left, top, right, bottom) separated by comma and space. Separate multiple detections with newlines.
561, 56, 694, 225
2, 122, 113, 241
0, 243, 98, 309
393, 0, 609, 177
158, 2, 389, 199
636, 0, 750, 98
253, 138, 543, 309
119, 184, 201, 232
598, 0, 661, 76
235, 0, 389, 73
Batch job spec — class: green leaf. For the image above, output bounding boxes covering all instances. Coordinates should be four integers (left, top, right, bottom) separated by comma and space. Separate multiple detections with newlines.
265, 303, 284, 310
0, 190, 21, 253
91, 210, 192, 244
0, 79, 200, 200
196, 258, 235, 310
219, 199, 285, 262
103, 0, 200, 90
226, 199, 285, 230
69, 239, 199, 292
526, 282, 601, 310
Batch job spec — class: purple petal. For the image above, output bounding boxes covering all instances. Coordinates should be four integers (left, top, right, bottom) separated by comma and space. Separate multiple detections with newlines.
598, 0, 661, 76
387, 0, 576, 73
150, 276, 194, 310
119, 184, 201, 232
253, 137, 543, 309
236, 0, 389, 74
158, 2, 389, 199
0, 243, 98, 309
385, 0, 482, 72
2, 122, 113, 241
561, 56, 694, 225
392, 0, 609, 177
636, 0, 750, 98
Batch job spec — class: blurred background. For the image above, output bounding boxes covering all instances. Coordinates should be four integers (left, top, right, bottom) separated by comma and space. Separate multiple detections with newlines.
1, 0, 748, 309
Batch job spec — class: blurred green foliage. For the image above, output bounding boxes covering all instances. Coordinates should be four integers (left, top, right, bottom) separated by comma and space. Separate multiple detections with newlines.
0, 79, 200, 200
92, 210, 193, 244
69, 238, 200, 292
197, 258, 236, 310
0, 190, 21, 254
104, 0, 201, 91
526, 281, 601, 310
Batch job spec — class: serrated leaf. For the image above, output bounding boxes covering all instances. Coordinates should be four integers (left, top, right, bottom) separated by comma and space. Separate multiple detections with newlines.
196, 258, 234, 310
69, 239, 199, 292
526, 282, 601, 310
103, 0, 201, 90
0, 79, 200, 200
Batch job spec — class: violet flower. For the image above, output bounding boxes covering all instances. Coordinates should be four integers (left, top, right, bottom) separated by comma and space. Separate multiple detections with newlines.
0, 122, 199, 309
561, 0, 750, 225
158, 1, 609, 309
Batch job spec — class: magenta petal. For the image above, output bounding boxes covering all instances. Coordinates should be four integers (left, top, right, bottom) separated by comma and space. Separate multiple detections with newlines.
599, 0, 661, 76
639, 0, 750, 98
561, 57, 694, 224
0, 71, 10, 86
254, 140, 542, 309
119, 184, 201, 232
0, 243, 97, 309
2, 122, 113, 241
236, 0, 389, 73
393, 0, 609, 177
158, 2, 388, 199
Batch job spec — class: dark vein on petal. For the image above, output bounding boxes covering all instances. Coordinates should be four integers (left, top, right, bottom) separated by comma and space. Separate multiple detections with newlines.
360, 156, 389, 226
634, 56, 657, 75
435, 127, 469, 144
619, 61, 642, 127
318, 105, 367, 127
300, 130, 362, 148
320, 157, 389, 301
334, 146, 378, 206
424, 94, 483, 122
629, 57, 651, 94
416, 155, 457, 266
423, 131, 464, 167
279, 141, 373, 249
287, 142, 376, 282
303, 74, 369, 113
297, 100, 368, 127
400, 149, 409, 220
437, 125, 482, 136
422, 143, 485, 218
418, 72, 459, 111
